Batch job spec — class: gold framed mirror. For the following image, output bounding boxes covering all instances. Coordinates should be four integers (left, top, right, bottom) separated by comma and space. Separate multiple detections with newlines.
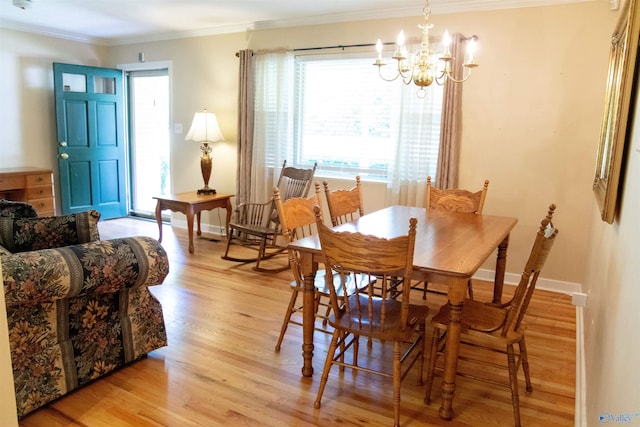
594, 0, 640, 223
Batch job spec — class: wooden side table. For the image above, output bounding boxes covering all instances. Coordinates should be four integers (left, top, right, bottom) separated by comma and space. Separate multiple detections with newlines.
153, 192, 234, 254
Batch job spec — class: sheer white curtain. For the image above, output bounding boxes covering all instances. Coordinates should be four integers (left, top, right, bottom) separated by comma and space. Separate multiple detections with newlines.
252, 51, 295, 202
385, 70, 443, 207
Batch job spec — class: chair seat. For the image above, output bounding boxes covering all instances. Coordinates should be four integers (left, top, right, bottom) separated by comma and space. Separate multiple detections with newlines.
228, 222, 278, 237
432, 299, 504, 330
329, 294, 430, 341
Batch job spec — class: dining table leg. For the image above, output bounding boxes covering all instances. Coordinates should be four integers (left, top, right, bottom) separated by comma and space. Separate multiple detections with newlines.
492, 234, 510, 303
439, 276, 468, 420
300, 253, 317, 377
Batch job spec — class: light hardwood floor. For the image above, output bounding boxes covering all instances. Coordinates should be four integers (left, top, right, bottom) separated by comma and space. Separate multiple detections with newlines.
19, 217, 575, 426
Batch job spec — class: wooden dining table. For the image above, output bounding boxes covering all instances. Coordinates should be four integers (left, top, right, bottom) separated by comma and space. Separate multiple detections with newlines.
287, 205, 518, 420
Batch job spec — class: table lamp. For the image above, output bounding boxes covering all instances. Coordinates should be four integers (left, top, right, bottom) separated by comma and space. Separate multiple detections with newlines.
185, 109, 225, 194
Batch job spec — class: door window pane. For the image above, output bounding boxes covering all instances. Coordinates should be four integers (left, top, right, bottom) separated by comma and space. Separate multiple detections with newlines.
62, 73, 86, 92
94, 76, 116, 94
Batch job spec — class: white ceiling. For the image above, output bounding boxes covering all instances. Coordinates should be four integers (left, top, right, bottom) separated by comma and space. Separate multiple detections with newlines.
0, 0, 593, 46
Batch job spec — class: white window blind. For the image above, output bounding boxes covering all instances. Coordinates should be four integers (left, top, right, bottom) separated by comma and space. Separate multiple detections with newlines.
293, 52, 443, 180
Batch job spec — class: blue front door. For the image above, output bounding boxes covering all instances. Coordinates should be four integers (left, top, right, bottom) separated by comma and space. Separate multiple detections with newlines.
53, 62, 127, 219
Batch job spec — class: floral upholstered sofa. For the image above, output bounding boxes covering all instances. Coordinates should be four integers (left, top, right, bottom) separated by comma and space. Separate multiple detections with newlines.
0, 200, 169, 418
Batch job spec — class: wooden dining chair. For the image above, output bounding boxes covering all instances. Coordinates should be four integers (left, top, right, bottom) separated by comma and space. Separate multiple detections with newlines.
274, 183, 369, 351
313, 206, 429, 427
425, 175, 489, 213
322, 176, 364, 226
424, 204, 558, 427
222, 160, 317, 272
413, 175, 490, 299
322, 176, 385, 326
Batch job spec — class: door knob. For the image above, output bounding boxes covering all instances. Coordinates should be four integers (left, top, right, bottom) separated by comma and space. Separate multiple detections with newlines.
59, 141, 68, 147
59, 153, 69, 159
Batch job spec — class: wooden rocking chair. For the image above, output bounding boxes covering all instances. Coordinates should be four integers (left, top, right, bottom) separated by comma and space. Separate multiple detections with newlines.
222, 160, 317, 272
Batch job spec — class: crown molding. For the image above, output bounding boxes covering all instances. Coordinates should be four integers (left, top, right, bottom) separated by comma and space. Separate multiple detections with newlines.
0, 19, 108, 45
1, 0, 595, 47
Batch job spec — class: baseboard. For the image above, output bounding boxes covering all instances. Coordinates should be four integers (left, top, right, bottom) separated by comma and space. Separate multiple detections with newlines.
575, 306, 586, 427
170, 219, 227, 239
472, 268, 582, 296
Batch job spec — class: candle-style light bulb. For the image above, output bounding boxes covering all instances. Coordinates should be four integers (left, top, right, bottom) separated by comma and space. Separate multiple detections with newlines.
397, 30, 405, 47
466, 37, 477, 64
376, 39, 383, 60
394, 30, 406, 58
442, 30, 451, 57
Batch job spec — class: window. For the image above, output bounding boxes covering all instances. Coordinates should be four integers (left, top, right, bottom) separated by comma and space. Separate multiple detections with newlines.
252, 49, 445, 205
293, 52, 444, 180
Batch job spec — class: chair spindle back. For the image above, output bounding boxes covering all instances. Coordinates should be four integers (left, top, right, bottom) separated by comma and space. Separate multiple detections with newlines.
502, 204, 558, 335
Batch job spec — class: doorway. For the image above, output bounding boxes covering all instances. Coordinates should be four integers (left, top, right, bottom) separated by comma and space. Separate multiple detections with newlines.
127, 69, 171, 217
53, 62, 128, 219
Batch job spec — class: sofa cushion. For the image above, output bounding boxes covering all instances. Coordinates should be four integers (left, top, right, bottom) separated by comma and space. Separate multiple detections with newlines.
0, 210, 101, 252
0, 243, 10, 256
2, 236, 169, 306
0, 199, 38, 219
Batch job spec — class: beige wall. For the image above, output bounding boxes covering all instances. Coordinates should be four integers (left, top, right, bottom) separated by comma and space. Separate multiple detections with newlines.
107, 1, 615, 286
0, 29, 107, 172
1, 2, 636, 424
583, 69, 640, 423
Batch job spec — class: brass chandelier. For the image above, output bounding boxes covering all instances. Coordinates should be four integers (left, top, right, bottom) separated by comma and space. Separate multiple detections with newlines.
373, 0, 478, 97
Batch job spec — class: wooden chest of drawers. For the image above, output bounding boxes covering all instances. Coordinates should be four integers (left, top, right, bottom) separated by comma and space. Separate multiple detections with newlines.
0, 167, 56, 216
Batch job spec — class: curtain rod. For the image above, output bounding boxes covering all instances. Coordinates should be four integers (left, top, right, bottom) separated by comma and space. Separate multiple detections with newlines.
235, 35, 477, 57
235, 43, 386, 57
293, 42, 385, 52
294, 35, 476, 52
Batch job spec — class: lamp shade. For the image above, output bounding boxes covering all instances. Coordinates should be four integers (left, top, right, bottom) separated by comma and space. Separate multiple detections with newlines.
185, 110, 225, 143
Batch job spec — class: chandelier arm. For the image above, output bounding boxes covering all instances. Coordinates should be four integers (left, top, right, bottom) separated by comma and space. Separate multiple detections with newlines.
434, 68, 447, 85
376, 66, 403, 82
400, 72, 414, 85
442, 67, 473, 84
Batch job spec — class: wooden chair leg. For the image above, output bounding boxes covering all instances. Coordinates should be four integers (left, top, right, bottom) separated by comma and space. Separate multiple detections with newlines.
519, 337, 533, 393
392, 341, 401, 427
314, 330, 340, 409
253, 236, 268, 271
223, 231, 235, 259
417, 321, 426, 386
275, 286, 300, 351
338, 330, 347, 372
424, 326, 443, 405
352, 333, 359, 367
322, 302, 331, 326
507, 344, 522, 427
